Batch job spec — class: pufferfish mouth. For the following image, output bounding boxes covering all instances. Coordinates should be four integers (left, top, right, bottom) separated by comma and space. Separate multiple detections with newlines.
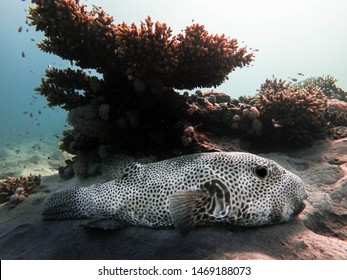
271, 200, 307, 224
292, 201, 306, 217
280, 201, 306, 223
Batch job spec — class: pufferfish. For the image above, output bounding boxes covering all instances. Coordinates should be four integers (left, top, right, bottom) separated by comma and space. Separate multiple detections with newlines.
43, 152, 308, 234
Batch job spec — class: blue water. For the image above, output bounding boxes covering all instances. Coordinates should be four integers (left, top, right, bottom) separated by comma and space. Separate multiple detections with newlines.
0, 0, 69, 141
0, 0, 346, 148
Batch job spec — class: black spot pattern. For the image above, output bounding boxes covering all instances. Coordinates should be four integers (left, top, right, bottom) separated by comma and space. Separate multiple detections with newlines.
43, 152, 307, 228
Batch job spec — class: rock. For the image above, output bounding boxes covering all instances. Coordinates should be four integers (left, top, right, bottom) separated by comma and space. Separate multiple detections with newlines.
68, 102, 110, 138
330, 126, 347, 140
58, 159, 74, 179
98, 104, 110, 120
328, 99, 347, 113
203, 90, 231, 103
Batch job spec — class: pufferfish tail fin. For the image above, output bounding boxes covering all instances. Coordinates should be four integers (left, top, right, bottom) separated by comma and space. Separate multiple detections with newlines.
101, 154, 139, 181
42, 187, 96, 220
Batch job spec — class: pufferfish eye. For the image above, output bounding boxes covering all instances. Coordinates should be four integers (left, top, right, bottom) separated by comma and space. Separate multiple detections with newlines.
254, 165, 270, 179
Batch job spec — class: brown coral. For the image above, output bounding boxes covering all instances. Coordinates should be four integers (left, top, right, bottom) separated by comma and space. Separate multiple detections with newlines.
28, 0, 255, 177
29, 0, 253, 96
256, 79, 328, 145
36, 68, 102, 109
0, 175, 41, 207
29, 0, 117, 70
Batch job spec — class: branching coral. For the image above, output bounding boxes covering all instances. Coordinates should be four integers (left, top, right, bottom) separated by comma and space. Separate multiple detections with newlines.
0, 175, 41, 207
28, 0, 253, 169
29, 0, 253, 96
256, 79, 328, 145
173, 24, 252, 89
36, 68, 103, 109
29, 0, 117, 70
296, 75, 347, 101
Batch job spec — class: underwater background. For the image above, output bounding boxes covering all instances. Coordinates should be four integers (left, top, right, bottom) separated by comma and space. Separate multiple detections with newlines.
1, 0, 347, 262
0, 0, 346, 177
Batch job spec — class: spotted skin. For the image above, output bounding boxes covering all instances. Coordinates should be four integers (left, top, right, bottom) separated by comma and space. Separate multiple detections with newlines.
43, 152, 307, 232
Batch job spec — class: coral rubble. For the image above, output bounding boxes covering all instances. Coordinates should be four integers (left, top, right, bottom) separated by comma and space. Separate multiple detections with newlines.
0, 175, 41, 206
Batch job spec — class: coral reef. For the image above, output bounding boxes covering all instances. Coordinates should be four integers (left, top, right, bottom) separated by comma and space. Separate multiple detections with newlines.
28, 0, 253, 177
29, 0, 253, 93
0, 175, 41, 207
255, 79, 329, 145
327, 99, 347, 127
296, 75, 347, 101
35, 68, 103, 110
294, 76, 347, 137
29, 1, 347, 179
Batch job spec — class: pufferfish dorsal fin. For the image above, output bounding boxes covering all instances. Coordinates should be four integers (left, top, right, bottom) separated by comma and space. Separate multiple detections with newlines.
101, 154, 140, 181
169, 190, 210, 235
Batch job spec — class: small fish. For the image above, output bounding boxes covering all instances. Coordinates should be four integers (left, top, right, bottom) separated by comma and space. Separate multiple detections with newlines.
297, 73, 304, 76
31, 38, 35, 41
22, 111, 28, 115
15, 150, 20, 154
18, 26, 22, 33
272, 119, 283, 128
29, 112, 33, 118
291, 78, 298, 82
21, 51, 25, 58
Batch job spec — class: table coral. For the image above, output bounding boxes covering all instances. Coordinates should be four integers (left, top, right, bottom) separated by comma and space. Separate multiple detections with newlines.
28, 0, 253, 171
29, 0, 253, 95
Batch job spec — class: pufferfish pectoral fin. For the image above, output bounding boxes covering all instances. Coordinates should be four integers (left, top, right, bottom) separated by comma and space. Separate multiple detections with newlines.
169, 190, 209, 235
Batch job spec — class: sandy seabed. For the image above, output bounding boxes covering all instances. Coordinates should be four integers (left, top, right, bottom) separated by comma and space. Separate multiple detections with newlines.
0, 135, 71, 178
0, 136, 346, 259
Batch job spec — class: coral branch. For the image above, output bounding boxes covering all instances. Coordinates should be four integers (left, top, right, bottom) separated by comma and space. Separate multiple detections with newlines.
29, 0, 253, 91
35, 68, 102, 109
29, 0, 117, 70
256, 79, 328, 145
174, 24, 253, 89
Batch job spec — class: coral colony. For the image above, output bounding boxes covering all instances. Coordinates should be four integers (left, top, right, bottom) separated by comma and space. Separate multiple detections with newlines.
27, 0, 347, 178
0, 175, 41, 207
